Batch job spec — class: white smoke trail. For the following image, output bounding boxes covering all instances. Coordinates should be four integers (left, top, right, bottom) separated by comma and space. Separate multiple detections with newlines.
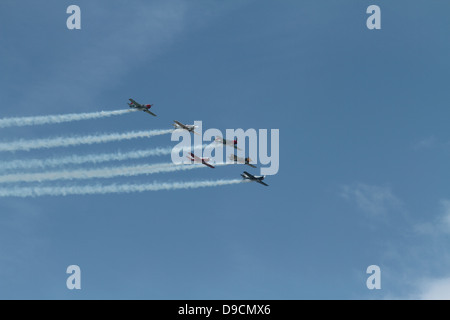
0, 109, 137, 129
0, 162, 206, 184
0, 179, 245, 197
0, 129, 173, 152
0, 144, 207, 172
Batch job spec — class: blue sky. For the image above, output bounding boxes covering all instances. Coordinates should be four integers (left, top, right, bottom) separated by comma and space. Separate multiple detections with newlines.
0, 0, 450, 299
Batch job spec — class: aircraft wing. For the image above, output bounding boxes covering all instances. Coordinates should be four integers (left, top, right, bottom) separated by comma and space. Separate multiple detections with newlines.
174, 120, 186, 129
144, 109, 157, 117
189, 153, 202, 162
129, 98, 139, 106
242, 171, 268, 186
203, 161, 215, 169
174, 121, 200, 134
243, 171, 255, 179
187, 125, 201, 135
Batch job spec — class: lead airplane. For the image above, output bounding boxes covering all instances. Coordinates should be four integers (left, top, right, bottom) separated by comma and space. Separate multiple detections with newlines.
173, 120, 199, 135
187, 152, 215, 168
215, 137, 241, 150
241, 171, 268, 186
229, 155, 257, 168
128, 98, 157, 116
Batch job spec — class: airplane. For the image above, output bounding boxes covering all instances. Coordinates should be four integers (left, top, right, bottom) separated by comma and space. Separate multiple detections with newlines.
229, 154, 257, 168
187, 152, 215, 169
173, 120, 199, 135
241, 171, 268, 186
215, 136, 241, 150
128, 98, 157, 116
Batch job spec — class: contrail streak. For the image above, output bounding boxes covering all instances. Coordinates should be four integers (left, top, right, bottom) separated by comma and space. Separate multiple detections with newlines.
0, 162, 205, 184
0, 179, 245, 197
0, 109, 137, 129
0, 145, 207, 172
0, 129, 173, 152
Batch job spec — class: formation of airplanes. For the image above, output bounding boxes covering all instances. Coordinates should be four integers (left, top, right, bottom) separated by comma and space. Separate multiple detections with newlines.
128, 98, 270, 186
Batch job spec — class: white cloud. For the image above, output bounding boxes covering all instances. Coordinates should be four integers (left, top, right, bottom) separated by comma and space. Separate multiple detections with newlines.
415, 277, 450, 300
412, 136, 438, 150
385, 199, 450, 300
439, 200, 450, 233
414, 200, 450, 235
412, 136, 450, 151
341, 183, 401, 218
